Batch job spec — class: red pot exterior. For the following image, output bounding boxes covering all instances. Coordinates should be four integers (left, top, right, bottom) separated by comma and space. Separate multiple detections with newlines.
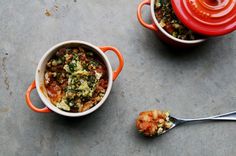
154, 23, 202, 48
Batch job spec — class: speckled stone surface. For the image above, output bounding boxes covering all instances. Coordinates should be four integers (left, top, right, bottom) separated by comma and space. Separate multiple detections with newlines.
0, 0, 236, 156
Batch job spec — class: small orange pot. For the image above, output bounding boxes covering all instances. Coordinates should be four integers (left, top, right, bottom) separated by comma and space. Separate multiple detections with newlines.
25, 40, 124, 117
137, 0, 207, 47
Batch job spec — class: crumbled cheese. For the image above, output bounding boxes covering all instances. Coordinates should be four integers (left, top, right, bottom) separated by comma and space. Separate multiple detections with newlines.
95, 71, 102, 80
79, 81, 93, 97
75, 61, 82, 71
45, 72, 50, 85
160, 19, 166, 27
64, 64, 70, 72
56, 100, 70, 111
72, 70, 89, 76
52, 60, 57, 66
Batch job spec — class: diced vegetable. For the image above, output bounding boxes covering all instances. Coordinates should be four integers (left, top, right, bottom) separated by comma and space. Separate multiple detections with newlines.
136, 110, 173, 136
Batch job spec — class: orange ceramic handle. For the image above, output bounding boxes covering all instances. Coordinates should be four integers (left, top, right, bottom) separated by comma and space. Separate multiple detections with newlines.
99, 46, 124, 81
25, 81, 51, 113
137, 0, 158, 32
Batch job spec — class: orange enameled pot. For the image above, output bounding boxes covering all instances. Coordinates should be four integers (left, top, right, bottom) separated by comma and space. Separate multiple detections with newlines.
137, 0, 207, 47
25, 40, 124, 117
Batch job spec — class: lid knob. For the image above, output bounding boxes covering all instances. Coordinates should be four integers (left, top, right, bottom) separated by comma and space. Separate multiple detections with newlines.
171, 0, 236, 36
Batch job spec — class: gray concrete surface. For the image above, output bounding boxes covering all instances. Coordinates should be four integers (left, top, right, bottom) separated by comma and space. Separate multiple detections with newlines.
0, 0, 236, 155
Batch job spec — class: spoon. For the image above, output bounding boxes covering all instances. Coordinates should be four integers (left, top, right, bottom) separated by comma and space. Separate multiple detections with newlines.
136, 110, 236, 137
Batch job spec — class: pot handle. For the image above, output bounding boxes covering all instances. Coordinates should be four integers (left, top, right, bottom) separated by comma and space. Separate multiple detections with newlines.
99, 46, 124, 81
25, 81, 51, 113
137, 0, 158, 32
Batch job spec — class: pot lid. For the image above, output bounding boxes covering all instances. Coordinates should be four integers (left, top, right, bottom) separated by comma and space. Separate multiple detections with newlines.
171, 0, 236, 36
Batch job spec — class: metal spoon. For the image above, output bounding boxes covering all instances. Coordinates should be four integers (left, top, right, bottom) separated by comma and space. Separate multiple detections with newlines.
165, 111, 236, 135
136, 110, 236, 136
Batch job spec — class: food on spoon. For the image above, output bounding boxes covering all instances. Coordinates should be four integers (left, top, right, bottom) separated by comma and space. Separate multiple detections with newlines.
136, 110, 173, 136
44, 47, 108, 112
155, 0, 200, 40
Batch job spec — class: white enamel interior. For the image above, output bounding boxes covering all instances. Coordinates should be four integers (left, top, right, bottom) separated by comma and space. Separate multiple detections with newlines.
35, 40, 113, 117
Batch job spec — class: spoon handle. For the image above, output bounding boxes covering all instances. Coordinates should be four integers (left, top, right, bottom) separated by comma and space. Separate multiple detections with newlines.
180, 111, 236, 122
